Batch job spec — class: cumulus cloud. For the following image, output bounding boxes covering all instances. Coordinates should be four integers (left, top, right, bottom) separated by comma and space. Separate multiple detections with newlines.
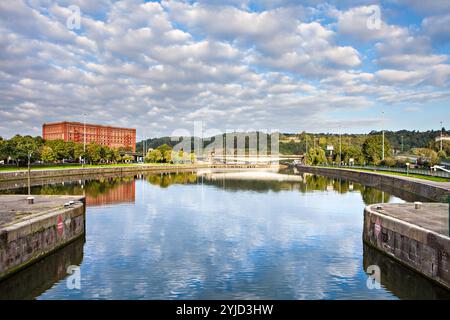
422, 13, 450, 43
0, 0, 448, 138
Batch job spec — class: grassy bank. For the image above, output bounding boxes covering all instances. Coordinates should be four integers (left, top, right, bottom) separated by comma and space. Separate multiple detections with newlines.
318, 166, 450, 183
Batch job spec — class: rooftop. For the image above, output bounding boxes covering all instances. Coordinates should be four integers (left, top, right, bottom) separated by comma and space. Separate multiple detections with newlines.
43, 121, 136, 131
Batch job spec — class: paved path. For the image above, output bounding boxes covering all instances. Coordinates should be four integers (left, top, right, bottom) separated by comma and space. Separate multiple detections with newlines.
370, 203, 449, 236
0, 195, 83, 227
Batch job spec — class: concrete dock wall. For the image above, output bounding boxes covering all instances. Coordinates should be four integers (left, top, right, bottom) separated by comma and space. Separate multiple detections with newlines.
363, 205, 449, 290
0, 164, 276, 183
294, 165, 449, 202
0, 165, 208, 182
0, 237, 84, 299
0, 196, 85, 280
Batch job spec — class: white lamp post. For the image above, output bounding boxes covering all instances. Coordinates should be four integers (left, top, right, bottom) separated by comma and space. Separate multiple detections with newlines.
83, 113, 86, 167
382, 111, 385, 161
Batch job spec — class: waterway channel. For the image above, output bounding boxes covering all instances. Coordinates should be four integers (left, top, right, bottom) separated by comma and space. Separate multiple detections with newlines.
0, 168, 448, 299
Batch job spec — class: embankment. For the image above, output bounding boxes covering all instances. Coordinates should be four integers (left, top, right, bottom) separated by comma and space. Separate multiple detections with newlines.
294, 165, 449, 202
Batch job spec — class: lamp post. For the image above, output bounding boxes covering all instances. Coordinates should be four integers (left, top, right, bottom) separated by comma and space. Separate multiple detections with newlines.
440, 121, 443, 152
382, 111, 385, 161
83, 113, 86, 167
339, 126, 342, 166
27, 152, 31, 195
143, 135, 147, 163
305, 134, 308, 154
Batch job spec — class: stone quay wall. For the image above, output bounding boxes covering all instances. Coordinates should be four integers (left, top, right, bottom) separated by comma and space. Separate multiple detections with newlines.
0, 197, 85, 280
363, 205, 449, 290
294, 165, 449, 202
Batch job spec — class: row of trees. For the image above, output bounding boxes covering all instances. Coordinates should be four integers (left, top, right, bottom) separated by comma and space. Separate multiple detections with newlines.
0, 135, 134, 165
305, 135, 392, 166
304, 134, 447, 167
281, 128, 449, 154
144, 144, 196, 164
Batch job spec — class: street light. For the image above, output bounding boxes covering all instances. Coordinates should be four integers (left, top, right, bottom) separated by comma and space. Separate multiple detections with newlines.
382, 111, 385, 161
27, 152, 32, 195
142, 135, 147, 163
305, 134, 308, 154
339, 125, 342, 166
440, 121, 443, 152
83, 113, 86, 167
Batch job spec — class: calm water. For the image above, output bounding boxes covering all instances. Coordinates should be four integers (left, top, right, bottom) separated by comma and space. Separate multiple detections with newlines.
0, 168, 448, 300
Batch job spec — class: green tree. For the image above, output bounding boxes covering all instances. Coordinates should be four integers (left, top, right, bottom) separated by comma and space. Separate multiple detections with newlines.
0, 138, 6, 162
306, 147, 326, 165
430, 151, 440, 166
145, 149, 163, 163
380, 157, 396, 167
40, 145, 57, 163
335, 154, 341, 165
46, 139, 72, 160
99, 146, 109, 163
112, 148, 122, 163
86, 143, 102, 164
437, 150, 447, 160
362, 135, 391, 164
343, 145, 364, 165
73, 143, 86, 162
9, 135, 40, 165
157, 144, 172, 163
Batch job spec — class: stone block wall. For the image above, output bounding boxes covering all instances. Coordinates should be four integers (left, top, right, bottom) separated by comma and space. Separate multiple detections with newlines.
0, 200, 85, 280
363, 206, 449, 290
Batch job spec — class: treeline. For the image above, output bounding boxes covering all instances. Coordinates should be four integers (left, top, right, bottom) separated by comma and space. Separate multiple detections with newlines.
0, 135, 134, 166
281, 128, 449, 155
138, 132, 280, 155
138, 134, 446, 167
303, 134, 447, 167
144, 144, 195, 164
139, 129, 449, 156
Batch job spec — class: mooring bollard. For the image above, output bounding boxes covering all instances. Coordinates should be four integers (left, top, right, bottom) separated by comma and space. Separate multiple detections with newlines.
27, 196, 34, 205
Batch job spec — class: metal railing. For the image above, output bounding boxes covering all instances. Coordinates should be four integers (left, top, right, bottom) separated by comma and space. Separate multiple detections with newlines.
317, 164, 450, 179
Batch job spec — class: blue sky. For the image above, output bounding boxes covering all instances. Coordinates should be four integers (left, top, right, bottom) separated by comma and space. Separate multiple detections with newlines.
0, 0, 449, 138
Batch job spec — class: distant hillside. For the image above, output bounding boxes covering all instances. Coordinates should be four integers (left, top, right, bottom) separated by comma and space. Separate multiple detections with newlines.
137, 129, 448, 155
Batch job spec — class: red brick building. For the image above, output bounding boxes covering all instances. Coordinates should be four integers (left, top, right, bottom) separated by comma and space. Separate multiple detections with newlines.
43, 121, 136, 152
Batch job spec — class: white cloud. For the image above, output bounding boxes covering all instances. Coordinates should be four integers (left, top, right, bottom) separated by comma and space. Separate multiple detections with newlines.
336, 5, 408, 42
376, 54, 448, 69
422, 13, 450, 43
0, 0, 448, 138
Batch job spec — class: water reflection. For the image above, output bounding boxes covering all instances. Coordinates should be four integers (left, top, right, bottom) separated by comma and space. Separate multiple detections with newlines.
363, 244, 450, 299
86, 179, 135, 207
0, 169, 444, 299
0, 169, 430, 206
